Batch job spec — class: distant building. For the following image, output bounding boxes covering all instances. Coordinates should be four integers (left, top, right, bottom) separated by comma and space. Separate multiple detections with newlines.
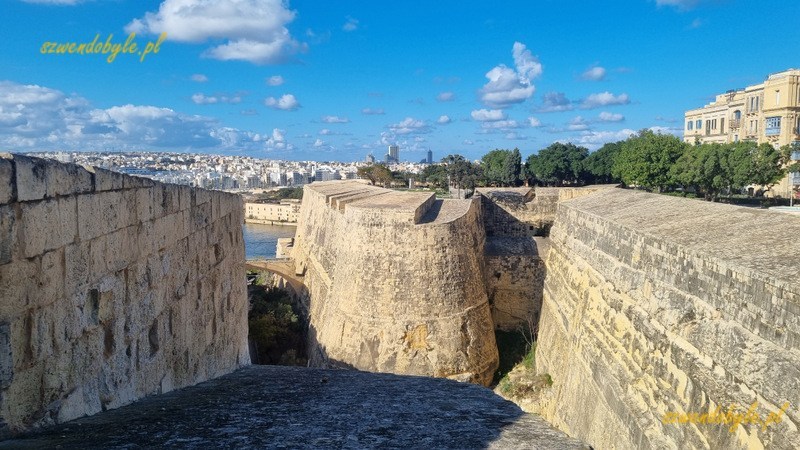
387, 145, 400, 163
684, 68, 800, 147
684, 68, 800, 196
366, 153, 375, 164
427, 149, 433, 164
245, 199, 301, 224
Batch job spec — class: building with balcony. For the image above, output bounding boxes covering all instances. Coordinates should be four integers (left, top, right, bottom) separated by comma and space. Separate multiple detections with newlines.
684, 69, 800, 147
684, 69, 800, 196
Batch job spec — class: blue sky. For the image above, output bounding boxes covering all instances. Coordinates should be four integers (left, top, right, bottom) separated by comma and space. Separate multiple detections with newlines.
1, 0, 799, 161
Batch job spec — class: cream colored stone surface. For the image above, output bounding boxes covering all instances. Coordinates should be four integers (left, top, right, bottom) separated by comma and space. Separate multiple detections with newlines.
292, 181, 499, 386
537, 188, 800, 450
0, 154, 249, 436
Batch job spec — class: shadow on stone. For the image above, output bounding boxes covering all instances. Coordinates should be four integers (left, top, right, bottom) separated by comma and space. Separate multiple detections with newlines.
0, 366, 586, 449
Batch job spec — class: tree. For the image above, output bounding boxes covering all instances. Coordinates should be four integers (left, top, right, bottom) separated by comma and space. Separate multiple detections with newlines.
612, 129, 687, 192
357, 164, 393, 187
750, 143, 790, 194
500, 148, 523, 186
582, 141, 622, 184
526, 142, 589, 186
670, 143, 728, 200
481, 148, 523, 186
418, 164, 449, 190
442, 154, 483, 190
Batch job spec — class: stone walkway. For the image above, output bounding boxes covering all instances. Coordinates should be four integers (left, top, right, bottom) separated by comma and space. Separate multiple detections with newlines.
2, 365, 586, 449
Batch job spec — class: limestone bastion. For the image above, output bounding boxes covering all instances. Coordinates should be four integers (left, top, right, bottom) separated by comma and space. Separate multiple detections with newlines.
289, 181, 608, 386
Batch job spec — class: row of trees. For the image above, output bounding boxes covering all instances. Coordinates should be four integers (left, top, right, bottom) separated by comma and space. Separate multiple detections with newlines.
366, 130, 798, 201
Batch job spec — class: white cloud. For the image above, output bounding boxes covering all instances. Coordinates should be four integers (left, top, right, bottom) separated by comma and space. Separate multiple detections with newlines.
361, 108, 385, 115
191, 93, 242, 104
598, 111, 625, 122
504, 132, 527, 140
581, 66, 606, 81
479, 42, 541, 108
321, 115, 349, 123
574, 128, 637, 149
343, 16, 359, 32
437, 115, 451, 124
388, 117, 430, 135
264, 94, 300, 111
266, 75, 284, 86
648, 125, 683, 137
0, 80, 270, 152
580, 91, 630, 109
265, 127, 294, 151
319, 129, 332, 135
471, 109, 506, 121
190, 74, 208, 83
313, 138, 324, 147
436, 91, 455, 102
528, 117, 541, 127
126, 0, 305, 64
481, 120, 521, 130
568, 116, 590, 131
463, 139, 474, 145
537, 92, 574, 113
655, 0, 701, 10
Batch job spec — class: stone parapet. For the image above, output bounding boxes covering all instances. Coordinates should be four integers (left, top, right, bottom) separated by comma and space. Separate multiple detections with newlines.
0, 154, 249, 436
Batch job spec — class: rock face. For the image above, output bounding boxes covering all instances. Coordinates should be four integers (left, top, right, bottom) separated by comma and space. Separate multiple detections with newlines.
0, 154, 249, 436
293, 181, 499, 385
537, 189, 800, 449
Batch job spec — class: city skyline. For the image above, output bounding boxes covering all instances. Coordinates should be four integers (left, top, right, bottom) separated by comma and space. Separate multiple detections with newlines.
1, 0, 799, 161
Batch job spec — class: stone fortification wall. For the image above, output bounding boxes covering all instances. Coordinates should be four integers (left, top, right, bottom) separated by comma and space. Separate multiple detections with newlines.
0, 154, 249, 435
292, 181, 498, 386
476, 186, 611, 331
536, 188, 800, 449
476, 186, 613, 237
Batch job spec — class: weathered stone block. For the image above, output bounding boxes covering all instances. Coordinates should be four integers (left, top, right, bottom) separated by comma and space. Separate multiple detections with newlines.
12, 155, 47, 202
0, 205, 15, 265
77, 190, 134, 241
19, 196, 77, 258
122, 174, 155, 189
91, 167, 124, 192
44, 161, 92, 198
0, 157, 13, 205
36, 248, 65, 309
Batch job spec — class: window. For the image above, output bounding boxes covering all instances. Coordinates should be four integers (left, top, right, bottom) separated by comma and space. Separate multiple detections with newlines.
766, 116, 781, 136
720, 117, 724, 131
696, 119, 702, 129
734, 134, 739, 142
712, 119, 717, 129
776, 90, 781, 106
687, 121, 693, 130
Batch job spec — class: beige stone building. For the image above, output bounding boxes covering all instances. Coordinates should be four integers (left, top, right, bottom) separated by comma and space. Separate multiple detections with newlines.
684, 68, 800, 197
684, 68, 800, 147
245, 199, 300, 224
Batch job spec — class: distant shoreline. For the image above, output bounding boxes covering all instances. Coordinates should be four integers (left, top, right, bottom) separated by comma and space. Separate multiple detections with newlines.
244, 219, 297, 227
